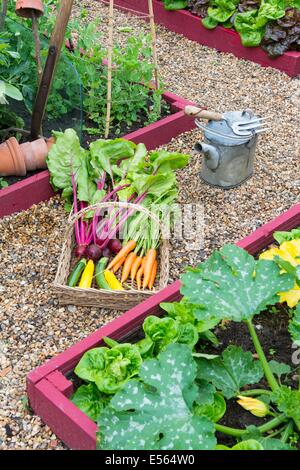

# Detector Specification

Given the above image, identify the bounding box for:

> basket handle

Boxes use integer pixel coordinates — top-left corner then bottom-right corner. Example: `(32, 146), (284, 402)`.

(65, 201), (164, 241)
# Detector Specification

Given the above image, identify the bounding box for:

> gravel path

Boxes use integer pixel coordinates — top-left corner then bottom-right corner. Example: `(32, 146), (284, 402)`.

(1, 0), (299, 450)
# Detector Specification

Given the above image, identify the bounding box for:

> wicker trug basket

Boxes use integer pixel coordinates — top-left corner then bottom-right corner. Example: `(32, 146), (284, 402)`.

(54, 202), (169, 310)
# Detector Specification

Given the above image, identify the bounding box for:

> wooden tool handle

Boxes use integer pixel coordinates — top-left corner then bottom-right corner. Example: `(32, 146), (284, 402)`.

(184, 106), (223, 121)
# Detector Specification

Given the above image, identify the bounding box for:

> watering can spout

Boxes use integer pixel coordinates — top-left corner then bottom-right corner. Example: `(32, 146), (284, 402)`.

(195, 142), (220, 171)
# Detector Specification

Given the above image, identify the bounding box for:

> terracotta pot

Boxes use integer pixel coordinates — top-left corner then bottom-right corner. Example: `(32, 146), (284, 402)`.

(15, 0), (44, 18)
(0, 137), (53, 177)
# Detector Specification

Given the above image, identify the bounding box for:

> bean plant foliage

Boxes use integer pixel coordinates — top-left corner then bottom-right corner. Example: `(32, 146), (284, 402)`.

(71, 234), (300, 448)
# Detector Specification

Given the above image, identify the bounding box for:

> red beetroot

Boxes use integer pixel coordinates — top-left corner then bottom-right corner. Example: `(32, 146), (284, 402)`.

(85, 244), (102, 262)
(108, 239), (122, 254)
(74, 244), (87, 258)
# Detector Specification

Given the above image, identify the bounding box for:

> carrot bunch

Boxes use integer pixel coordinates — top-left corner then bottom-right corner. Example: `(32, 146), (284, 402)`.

(107, 240), (158, 290)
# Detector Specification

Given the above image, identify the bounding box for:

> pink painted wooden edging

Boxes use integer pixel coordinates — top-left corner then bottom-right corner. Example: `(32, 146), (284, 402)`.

(0, 92), (196, 219)
(112, 0), (300, 78)
(27, 201), (300, 449)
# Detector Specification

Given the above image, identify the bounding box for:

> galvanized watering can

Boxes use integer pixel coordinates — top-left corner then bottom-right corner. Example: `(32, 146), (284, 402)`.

(185, 107), (268, 189)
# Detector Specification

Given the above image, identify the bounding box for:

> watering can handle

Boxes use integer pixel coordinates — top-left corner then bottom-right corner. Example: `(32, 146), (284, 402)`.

(184, 106), (223, 121)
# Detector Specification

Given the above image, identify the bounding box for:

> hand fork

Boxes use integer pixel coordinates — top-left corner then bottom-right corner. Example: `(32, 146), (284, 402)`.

(184, 106), (271, 137)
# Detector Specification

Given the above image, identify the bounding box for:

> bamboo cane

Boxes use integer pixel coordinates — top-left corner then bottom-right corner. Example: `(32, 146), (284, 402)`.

(0, 0), (8, 31)
(104, 0), (114, 139)
(147, 0), (161, 113)
(31, 12), (43, 83)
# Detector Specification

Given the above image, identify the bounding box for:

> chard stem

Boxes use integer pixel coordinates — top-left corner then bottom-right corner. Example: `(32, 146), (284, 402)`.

(246, 319), (280, 392)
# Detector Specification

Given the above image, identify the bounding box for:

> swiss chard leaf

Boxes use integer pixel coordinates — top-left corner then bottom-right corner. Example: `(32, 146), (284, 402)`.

(97, 344), (216, 450)
(71, 383), (109, 422)
(90, 138), (136, 180)
(197, 345), (263, 399)
(46, 128), (87, 192)
(181, 244), (294, 323)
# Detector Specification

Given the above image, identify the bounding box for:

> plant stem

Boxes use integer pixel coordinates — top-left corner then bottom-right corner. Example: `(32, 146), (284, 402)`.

(239, 389), (272, 397)
(281, 420), (294, 443)
(215, 414), (287, 438)
(246, 319), (279, 392)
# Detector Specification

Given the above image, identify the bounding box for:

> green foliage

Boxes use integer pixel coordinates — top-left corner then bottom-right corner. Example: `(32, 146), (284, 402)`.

(288, 303), (300, 346)
(71, 383), (110, 422)
(216, 439), (264, 450)
(274, 227), (300, 244)
(74, 342), (142, 395)
(197, 345), (263, 399)
(271, 386), (300, 430)
(268, 360), (291, 379)
(97, 344), (216, 450)
(137, 315), (198, 357)
(242, 425), (296, 449)
(181, 244), (294, 324)
(162, 0), (188, 10)
(0, 177), (8, 188)
(194, 392), (226, 422)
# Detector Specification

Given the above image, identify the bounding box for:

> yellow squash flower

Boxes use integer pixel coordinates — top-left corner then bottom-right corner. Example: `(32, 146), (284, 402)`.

(260, 240), (300, 308)
(237, 396), (269, 418)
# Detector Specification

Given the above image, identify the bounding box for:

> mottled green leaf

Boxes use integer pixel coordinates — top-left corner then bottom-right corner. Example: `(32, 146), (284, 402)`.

(268, 360), (291, 379)
(197, 345), (263, 399)
(97, 344), (216, 450)
(181, 244), (294, 323)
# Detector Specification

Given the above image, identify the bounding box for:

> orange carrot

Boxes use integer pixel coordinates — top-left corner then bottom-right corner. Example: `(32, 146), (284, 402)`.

(112, 256), (126, 274)
(142, 248), (157, 289)
(107, 240), (136, 270)
(136, 258), (145, 290)
(148, 259), (158, 290)
(121, 252), (137, 284)
(130, 256), (142, 281)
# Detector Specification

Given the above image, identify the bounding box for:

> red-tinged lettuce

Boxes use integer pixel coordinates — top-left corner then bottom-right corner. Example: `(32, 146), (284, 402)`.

(187, 0), (210, 17)
(261, 7), (300, 57)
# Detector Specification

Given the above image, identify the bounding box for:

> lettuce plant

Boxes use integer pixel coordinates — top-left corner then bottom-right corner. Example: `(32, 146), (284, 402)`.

(74, 342), (142, 394)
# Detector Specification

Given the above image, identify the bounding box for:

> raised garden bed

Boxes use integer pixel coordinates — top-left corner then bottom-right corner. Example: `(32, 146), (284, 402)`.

(0, 92), (196, 219)
(27, 200), (300, 450)
(112, 0), (300, 78)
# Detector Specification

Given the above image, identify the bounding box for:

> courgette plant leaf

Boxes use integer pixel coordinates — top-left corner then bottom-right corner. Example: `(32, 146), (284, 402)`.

(181, 244), (294, 323)
(97, 344), (216, 450)
(71, 383), (110, 422)
(197, 345), (263, 399)
(268, 360), (291, 379)
(216, 439), (264, 450)
(271, 386), (300, 430)
(194, 393), (226, 423)
(242, 425), (295, 450)
(288, 303), (300, 346)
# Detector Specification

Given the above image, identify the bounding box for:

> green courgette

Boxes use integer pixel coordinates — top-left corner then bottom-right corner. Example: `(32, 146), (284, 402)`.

(67, 258), (87, 287)
(95, 257), (112, 290)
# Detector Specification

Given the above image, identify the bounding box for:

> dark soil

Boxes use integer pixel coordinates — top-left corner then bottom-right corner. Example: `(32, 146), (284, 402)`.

(1, 99), (171, 188)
